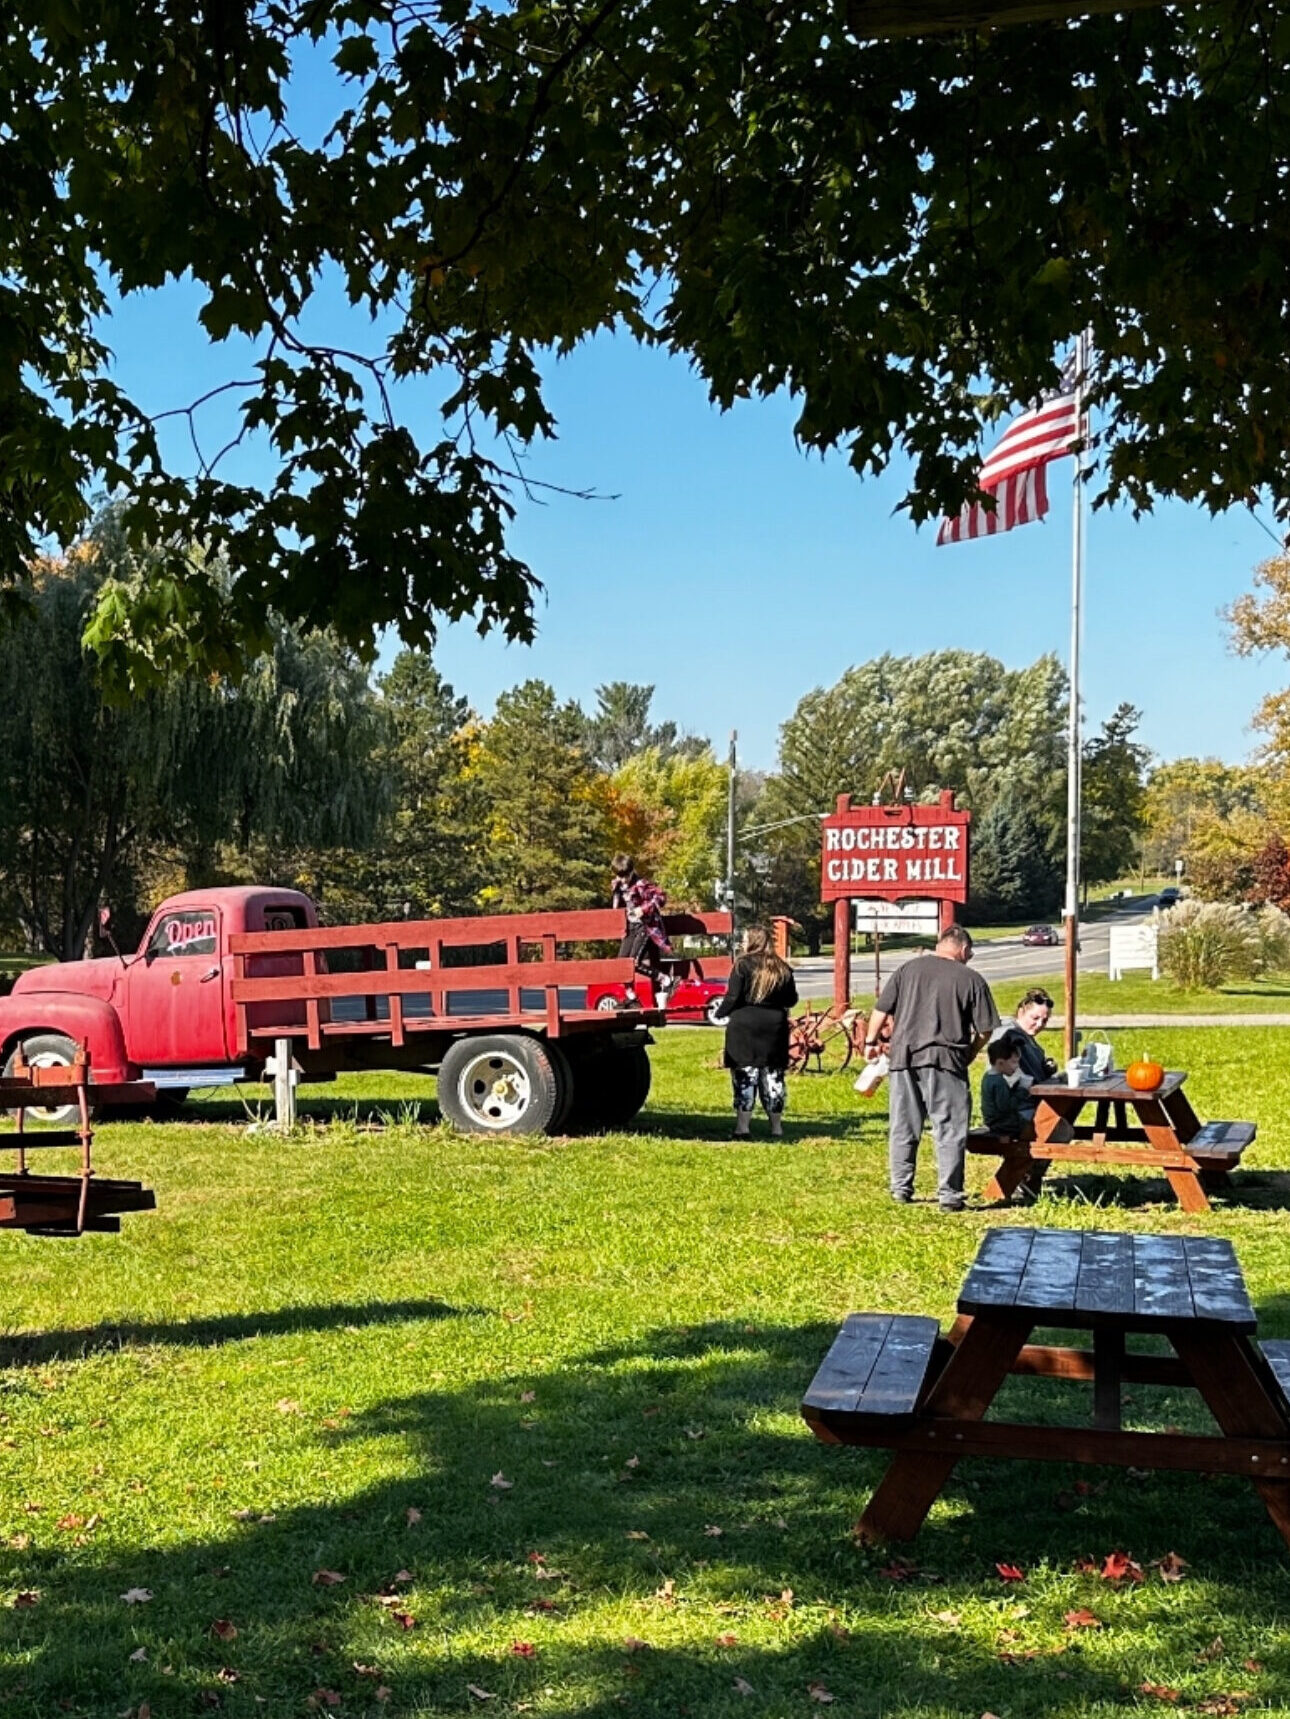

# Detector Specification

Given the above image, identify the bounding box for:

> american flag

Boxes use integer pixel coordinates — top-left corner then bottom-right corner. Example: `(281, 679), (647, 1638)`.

(937, 348), (1083, 546)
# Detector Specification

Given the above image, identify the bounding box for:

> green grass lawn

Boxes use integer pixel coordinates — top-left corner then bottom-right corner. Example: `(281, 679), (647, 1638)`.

(837, 972), (1290, 1020)
(2, 1027), (1290, 1717)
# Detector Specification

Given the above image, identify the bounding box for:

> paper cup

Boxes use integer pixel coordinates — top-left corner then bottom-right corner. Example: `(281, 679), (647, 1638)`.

(1066, 1058), (1085, 1088)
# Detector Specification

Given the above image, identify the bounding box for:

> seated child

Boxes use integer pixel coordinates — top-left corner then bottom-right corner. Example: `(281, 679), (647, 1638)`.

(981, 1033), (1032, 1138)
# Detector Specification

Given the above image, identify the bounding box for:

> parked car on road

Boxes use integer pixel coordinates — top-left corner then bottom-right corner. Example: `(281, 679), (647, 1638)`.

(586, 957), (727, 1025)
(1021, 925), (1059, 947)
(1157, 887), (1182, 908)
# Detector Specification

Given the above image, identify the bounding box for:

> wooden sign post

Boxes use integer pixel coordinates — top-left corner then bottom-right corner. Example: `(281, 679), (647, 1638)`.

(822, 790), (971, 1013)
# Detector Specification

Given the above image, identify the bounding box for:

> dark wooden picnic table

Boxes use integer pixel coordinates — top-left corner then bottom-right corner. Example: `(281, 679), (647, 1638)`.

(975, 1070), (1255, 1212)
(803, 1225), (1290, 1547)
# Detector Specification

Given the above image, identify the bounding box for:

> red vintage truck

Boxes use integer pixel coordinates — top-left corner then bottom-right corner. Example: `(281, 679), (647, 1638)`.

(0, 887), (730, 1135)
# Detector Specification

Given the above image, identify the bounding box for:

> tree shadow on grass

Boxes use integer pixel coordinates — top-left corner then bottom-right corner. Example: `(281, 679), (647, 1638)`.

(0, 1297), (476, 1368)
(3, 1318), (1287, 1717)
(629, 1108), (872, 1145)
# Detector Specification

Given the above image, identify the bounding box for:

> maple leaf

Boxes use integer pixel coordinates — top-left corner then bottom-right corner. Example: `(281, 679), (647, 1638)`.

(312, 1570), (345, 1587)
(491, 1472), (513, 1491)
(12, 1591), (39, 1608)
(511, 1640), (537, 1658)
(1064, 1609), (1101, 1630)
(734, 1677), (756, 1695)
(1155, 1552), (1188, 1583)
(1101, 1550), (1144, 1583)
(210, 1619), (238, 1641)
(995, 1563), (1025, 1582)
(406, 1507), (422, 1526)
(468, 1686), (497, 1701)
(715, 1632), (739, 1648)
(1140, 1684), (1182, 1702)
(622, 1636), (649, 1652)
(121, 1588), (153, 1604)
(808, 1683), (836, 1703)
(520, 1391), (536, 1404)
(390, 1610), (417, 1630)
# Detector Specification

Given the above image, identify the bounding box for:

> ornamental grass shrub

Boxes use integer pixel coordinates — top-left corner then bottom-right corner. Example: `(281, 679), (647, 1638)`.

(1158, 899), (1290, 990)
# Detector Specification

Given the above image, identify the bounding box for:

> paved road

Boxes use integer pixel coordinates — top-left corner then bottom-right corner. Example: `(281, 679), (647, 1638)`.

(793, 910), (1132, 1002)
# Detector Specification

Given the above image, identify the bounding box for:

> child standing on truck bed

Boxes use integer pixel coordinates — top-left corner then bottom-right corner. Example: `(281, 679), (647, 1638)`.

(611, 853), (674, 1006)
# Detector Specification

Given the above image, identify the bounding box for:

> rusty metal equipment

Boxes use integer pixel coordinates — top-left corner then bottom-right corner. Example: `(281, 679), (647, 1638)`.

(787, 1005), (868, 1075)
(0, 1047), (156, 1236)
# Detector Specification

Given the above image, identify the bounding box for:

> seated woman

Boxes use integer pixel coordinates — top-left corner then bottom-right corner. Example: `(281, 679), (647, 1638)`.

(990, 986), (1057, 1116)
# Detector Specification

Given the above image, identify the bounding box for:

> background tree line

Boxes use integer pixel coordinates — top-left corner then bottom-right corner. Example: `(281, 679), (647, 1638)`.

(2, 517), (1165, 960)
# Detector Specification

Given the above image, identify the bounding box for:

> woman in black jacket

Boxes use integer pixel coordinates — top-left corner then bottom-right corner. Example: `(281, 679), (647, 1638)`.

(714, 926), (799, 1138)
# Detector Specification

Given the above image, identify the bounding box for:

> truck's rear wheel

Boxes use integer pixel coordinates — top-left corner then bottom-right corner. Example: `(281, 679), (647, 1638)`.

(437, 1035), (563, 1136)
(3, 1033), (91, 1129)
(566, 1046), (652, 1132)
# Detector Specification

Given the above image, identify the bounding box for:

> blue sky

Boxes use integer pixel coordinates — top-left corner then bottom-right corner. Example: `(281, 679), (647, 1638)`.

(103, 269), (1285, 778)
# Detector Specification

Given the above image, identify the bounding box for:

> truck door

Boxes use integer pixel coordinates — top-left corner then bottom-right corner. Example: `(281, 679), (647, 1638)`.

(126, 907), (229, 1066)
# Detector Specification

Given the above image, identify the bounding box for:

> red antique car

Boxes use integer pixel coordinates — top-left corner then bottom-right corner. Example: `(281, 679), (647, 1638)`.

(586, 957), (728, 1026)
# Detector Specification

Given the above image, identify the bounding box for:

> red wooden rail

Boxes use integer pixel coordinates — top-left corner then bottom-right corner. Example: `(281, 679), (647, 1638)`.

(229, 910), (732, 1055)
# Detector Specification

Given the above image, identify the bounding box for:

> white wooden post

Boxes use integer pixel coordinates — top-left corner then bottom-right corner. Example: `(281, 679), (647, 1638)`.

(268, 1037), (298, 1131)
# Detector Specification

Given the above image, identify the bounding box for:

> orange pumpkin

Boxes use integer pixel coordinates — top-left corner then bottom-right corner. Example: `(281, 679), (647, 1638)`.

(1125, 1056), (1164, 1092)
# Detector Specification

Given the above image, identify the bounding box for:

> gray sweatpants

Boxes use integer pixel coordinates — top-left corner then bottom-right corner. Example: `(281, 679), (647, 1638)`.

(889, 1065), (971, 1210)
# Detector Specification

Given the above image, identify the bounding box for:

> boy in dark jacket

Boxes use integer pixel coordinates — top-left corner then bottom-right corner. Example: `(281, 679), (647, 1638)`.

(981, 1034), (1031, 1138)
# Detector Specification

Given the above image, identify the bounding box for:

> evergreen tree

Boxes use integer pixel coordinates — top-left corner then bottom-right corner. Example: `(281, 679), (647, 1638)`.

(968, 787), (1061, 923)
(584, 683), (707, 772)
(1081, 703), (1150, 892)
(471, 681), (610, 912)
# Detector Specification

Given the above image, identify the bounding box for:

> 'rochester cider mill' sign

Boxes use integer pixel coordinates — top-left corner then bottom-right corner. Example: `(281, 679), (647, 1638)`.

(820, 798), (971, 904)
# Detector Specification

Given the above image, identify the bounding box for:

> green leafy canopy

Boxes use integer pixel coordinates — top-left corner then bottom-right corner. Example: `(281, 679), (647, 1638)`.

(4, 0), (1286, 688)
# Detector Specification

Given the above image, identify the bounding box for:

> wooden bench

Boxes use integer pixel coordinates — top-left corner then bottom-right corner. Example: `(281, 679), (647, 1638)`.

(801, 1314), (941, 1438)
(1186, 1121), (1257, 1186)
(967, 1127), (1040, 1203)
(1260, 1340), (1290, 1411)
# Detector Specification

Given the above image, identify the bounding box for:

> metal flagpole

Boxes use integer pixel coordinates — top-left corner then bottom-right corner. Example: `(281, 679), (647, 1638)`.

(726, 730), (738, 955)
(1062, 332), (1087, 1065)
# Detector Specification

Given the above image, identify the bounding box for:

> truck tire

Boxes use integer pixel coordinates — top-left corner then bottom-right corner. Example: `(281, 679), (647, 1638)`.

(3, 1033), (93, 1129)
(565, 1045), (652, 1133)
(436, 1034), (563, 1136)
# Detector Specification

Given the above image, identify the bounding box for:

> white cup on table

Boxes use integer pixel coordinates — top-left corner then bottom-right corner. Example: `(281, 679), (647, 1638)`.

(1066, 1057), (1085, 1088)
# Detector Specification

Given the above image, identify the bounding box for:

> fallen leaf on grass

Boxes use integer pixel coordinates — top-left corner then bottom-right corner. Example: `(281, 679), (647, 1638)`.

(276, 1399), (300, 1416)
(511, 1641), (536, 1658)
(121, 1588), (153, 1605)
(406, 1507), (422, 1526)
(995, 1563), (1025, 1583)
(232, 1509), (256, 1522)
(216, 1668), (239, 1684)
(828, 1621), (850, 1642)
(392, 1570), (413, 1585)
(210, 1620), (237, 1641)
(389, 1610), (417, 1630)
(129, 1648), (148, 1663)
(703, 1524), (723, 1538)
(56, 1513), (84, 1531)
(137, 1706), (151, 1719)
(12, 1591), (39, 1608)
(808, 1683), (836, 1704)
(467, 1687), (497, 1702)
(22, 1502), (41, 1514)
(353, 1664), (382, 1678)
(624, 1455), (640, 1469)
(625, 1531), (650, 1541)
(655, 1579), (676, 1605)
(1196, 1699), (1250, 1717)
(526, 1599), (558, 1615)
(1065, 1609), (1101, 1630)
(1154, 1552), (1188, 1583)
(1197, 1638), (1225, 1663)
(520, 1390), (536, 1404)
(1243, 1659), (1264, 1674)
(734, 1676), (756, 1695)
(375, 1688), (392, 1703)
(1140, 1684), (1182, 1702)
(8, 1534), (30, 1551)
(307, 1691), (341, 1709)
(879, 1558), (918, 1582)
(715, 1632), (739, 1648)
(491, 1472), (514, 1491)
(1101, 1550), (1145, 1583)
(622, 1637), (649, 1652)
(685, 1427), (706, 1441)
(312, 1571), (345, 1587)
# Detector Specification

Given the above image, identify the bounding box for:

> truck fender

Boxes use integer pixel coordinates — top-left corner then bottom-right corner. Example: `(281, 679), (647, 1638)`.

(0, 995), (133, 1083)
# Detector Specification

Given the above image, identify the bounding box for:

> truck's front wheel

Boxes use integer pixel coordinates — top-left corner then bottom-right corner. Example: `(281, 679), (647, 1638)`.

(3, 1033), (91, 1129)
(437, 1035), (563, 1136)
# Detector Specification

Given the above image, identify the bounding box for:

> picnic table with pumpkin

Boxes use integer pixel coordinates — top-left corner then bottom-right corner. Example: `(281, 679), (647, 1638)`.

(969, 1055), (1256, 1212)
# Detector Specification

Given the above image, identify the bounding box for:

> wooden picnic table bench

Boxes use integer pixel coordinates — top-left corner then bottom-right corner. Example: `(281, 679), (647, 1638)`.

(972, 1070), (1255, 1212)
(803, 1225), (1290, 1548)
